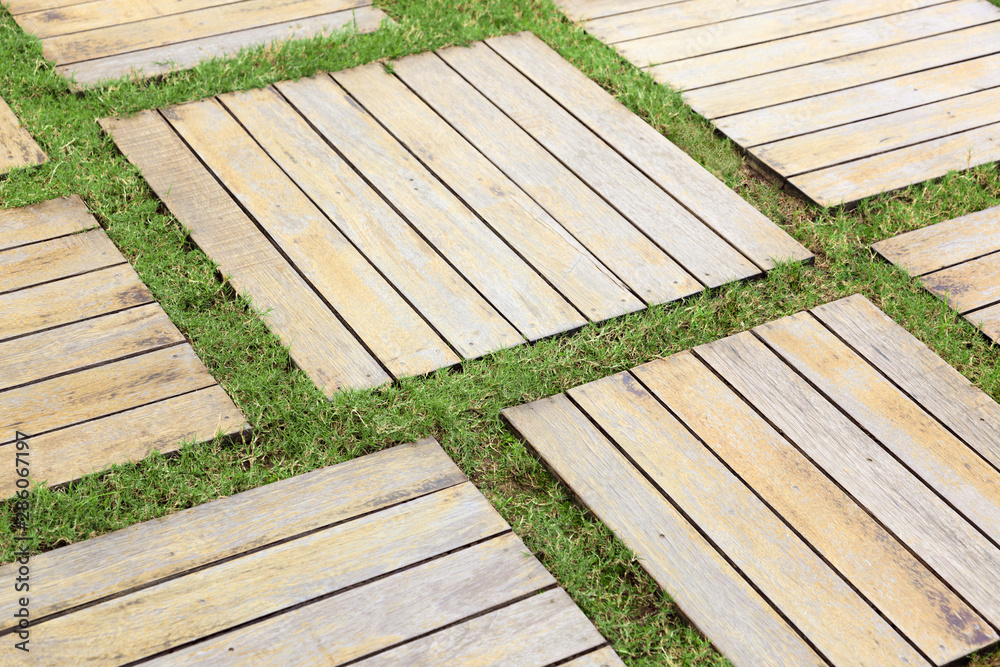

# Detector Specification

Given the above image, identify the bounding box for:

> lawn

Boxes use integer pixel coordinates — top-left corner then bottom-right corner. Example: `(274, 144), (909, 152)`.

(2, 1), (999, 664)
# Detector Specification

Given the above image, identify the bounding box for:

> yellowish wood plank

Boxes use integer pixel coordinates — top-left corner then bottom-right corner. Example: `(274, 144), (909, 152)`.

(561, 646), (626, 667)
(0, 228), (123, 294)
(873, 205), (1000, 275)
(555, 0), (677, 21)
(970, 302), (1000, 343)
(19, 0), (238, 39)
(3, 0), (149, 15)
(0, 95), (46, 175)
(0, 195), (95, 251)
(920, 253), (1000, 314)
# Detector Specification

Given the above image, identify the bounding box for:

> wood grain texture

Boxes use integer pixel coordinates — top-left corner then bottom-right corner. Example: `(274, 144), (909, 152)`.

(0, 439), (464, 631)
(502, 395), (826, 667)
(146, 533), (555, 666)
(970, 302), (1000, 342)
(562, 646), (627, 667)
(0, 228), (123, 294)
(0, 94), (46, 175)
(4, 0), (121, 15)
(569, 371), (926, 667)
(920, 252), (1000, 313)
(100, 111), (389, 394)
(634, 351), (996, 664)
(18, 0), (241, 39)
(556, 0), (676, 21)
(873, 205), (1000, 275)
(487, 32), (812, 271)
(0, 195), (95, 251)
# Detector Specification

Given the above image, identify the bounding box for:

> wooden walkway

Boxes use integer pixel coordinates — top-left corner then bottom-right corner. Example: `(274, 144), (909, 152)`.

(875, 205), (1000, 343)
(6, 0), (386, 89)
(559, 0), (1000, 207)
(0, 438), (623, 666)
(0, 196), (247, 498)
(504, 294), (1000, 667)
(102, 32), (810, 396)
(0, 95), (46, 176)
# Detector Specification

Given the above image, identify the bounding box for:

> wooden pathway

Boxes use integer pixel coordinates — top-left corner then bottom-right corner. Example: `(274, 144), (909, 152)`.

(0, 438), (623, 666)
(6, 0), (386, 89)
(504, 294), (1000, 667)
(558, 0), (1000, 207)
(0, 95), (46, 176)
(875, 205), (1000, 343)
(102, 32), (810, 396)
(0, 196), (247, 498)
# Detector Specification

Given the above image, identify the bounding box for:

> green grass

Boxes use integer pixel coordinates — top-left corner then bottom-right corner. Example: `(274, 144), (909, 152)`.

(2, 1), (1000, 665)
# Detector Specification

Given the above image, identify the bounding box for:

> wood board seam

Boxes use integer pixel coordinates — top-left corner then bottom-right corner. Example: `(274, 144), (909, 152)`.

(0, 259), (129, 296)
(0, 295), (156, 345)
(0, 227), (100, 254)
(874, 240), (1000, 279)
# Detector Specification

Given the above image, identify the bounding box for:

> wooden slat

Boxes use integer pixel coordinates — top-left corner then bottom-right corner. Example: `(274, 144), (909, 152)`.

(334, 63), (642, 323)
(556, 0), (678, 21)
(970, 303), (1000, 342)
(0, 264), (153, 341)
(0, 95), (46, 175)
(277, 74), (585, 341)
(487, 32), (812, 271)
(502, 395), (827, 667)
(873, 206), (1000, 275)
(100, 111), (389, 394)
(0, 228), (122, 294)
(696, 331), (1000, 627)
(562, 646), (627, 667)
(351, 589), (608, 667)
(394, 51), (699, 305)
(0, 385), (245, 499)
(634, 351), (996, 665)
(441, 41), (759, 289)
(3, 0), (134, 15)
(756, 312), (1000, 548)
(145, 533), (555, 665)
(918, 253), (1000, 314)
(27, 482), (507, 665)
(219, 85), (522, 360)
(0, 195), (95, 251)
(0, 303), (184, 391)
(569, 371), (926, 666)
(0, 439), (464, 630)
(19, 0), (242, 39)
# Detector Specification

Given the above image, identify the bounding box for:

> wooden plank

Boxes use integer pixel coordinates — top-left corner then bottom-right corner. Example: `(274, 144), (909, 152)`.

(441, 41), (759, 289)
(812, 294), (1000, 471)
(350, 589), (606, 667)
(277, 74), (585, 341)
(19, 0), (244, 39)
(716, 53), (1000, 147)
(649, 0), (1000, 91)
(789, 121), (1000, 208)
(0, 95), (46, 175)
(969, 303), (1000, 342)
(100, 111), (389, 394)
(486, 32), (812, 271)
(0, 195), (95, 251)
(569, 371), (926, 666)
(332, 63), (641, 323)
(145, 533), (555, 665)
(921, 253), (1000, 313)
(3, 0), (134, 15)
(0, 228), (122, 294)
(634, 351), (996, 665)
(59, 8), (386, 88)
(756, 312), (1000, 549)
(502, 395), (827, 667)
(27, 482), (508, 664)
(0, 385), (245, 499)
(873, 206), (1000, 275)
(219, 86), (522, 360)
(0, 439), (464, 630)
(556, 0), (681, 21)
(42, 0), (369, 64)
(562, 647), (627, 667)
(0, 264), (153, 341)
(394, 52), (697, 305)
(0, 303), (183, 391)
(696, 331), (1000, 627)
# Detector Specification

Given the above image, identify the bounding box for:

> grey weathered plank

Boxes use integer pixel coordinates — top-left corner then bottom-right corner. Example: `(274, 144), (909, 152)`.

(0, 195), (95, 251)
(920, 252), (1000, 314)
(562, 646), (627, 667)
(556, 0), (680, 21)
(0, 94), (46, 175)
(502, 395), (826, 667)
(873, 205), (1000, 276)
(0, 228), (123, 294)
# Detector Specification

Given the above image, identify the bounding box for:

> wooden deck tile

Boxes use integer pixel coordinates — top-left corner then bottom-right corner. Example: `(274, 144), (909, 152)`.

(102, 37), (809, 395)
(0, 197), (247, 497)
(557, 0), (1000, 207)
(0, 439), (622, 666)
(503, 294), (1000, 666)
(0, 94), (46, 176)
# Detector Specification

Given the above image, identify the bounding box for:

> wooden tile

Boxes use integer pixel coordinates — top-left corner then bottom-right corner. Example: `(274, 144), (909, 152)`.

(0, 95), (46, 176)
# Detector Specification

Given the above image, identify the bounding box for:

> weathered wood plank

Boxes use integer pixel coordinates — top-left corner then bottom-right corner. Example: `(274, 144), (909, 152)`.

(0, 439), (464, 631)
(634, 351), (996, 665)
(570, 371), (926, 666)
(145, 533), (555, 666)
(487, 32), (812, 271)
(27, 482), (507, 665)
(442, 41), (759, 288)
(557, 0), (682, 21)
(0, 386), (246, 499)
(697, 331), (1000, 627)
(0, 264), (153, 341)
(0, 228), (122, 294)
(394, 51), (700, 305)
(100, 111), (389, 394)
(502, 395), (826, 667)
(562, 646), (627, 667)
(3, 0), (145, 16)
(19, 0), (241, 39)
(0, 195), (95, 251)
(873, 206), (1000, 276)
(970, 303), (1000, 342)
(0, 95), (46, 175)
(919, 251), (1000, 314)
(277, 74), (585, 341)
(219, 85), (522, 360)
